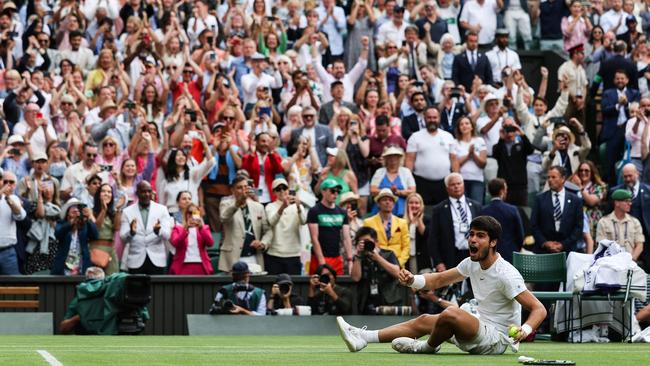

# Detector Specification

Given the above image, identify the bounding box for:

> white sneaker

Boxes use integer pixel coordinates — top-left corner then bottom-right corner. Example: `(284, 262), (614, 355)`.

(336, 316), (368, 352)
(391, 337), (440, 354)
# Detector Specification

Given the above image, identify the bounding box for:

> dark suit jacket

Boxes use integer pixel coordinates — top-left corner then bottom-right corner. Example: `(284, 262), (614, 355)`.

(318, 100), (359, 126)
(428, 197), (482, 268)
(598, 55), (639, 91)
(401, 113), (422, 142)
(451, 51), (493, 91)
(479, 199), (524, 263)
(611, 182), (650, 267)
(600, 87), (641, 141)
(289, 124), (335, 167)
(531, 190), (583, 254)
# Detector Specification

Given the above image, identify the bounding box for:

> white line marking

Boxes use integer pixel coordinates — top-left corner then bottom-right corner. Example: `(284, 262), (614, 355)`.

(36, 350), (63, 366)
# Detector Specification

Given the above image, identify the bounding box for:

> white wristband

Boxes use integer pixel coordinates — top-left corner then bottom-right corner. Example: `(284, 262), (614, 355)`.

(521, 324), (533, 337)
(411, 275), (426, 290)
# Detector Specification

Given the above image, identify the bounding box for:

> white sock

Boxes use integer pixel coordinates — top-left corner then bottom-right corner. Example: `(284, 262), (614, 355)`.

(360, 330), (379, 343)
(417, 341), (436, 353)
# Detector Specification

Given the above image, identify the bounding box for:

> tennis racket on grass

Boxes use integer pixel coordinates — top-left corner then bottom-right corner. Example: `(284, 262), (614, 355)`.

(518, 356), (576, 365)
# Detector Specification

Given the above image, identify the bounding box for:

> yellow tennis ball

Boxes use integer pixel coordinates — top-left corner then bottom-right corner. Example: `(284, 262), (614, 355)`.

(508, 325), (520, 338)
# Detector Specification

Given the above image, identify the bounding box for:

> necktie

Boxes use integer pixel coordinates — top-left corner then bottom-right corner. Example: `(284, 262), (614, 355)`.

(629, 186), (636, 200)
(457, 200), (469, 238)
(470, 51), (476, 70)
(553, 193), (562, 223)
(384, 217), (392, 241)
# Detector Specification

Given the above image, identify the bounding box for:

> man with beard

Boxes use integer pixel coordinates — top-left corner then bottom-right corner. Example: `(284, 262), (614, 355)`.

(405, 107), (454, 205)
(401, 92), (428, 142)
(336, 215), (547, 355)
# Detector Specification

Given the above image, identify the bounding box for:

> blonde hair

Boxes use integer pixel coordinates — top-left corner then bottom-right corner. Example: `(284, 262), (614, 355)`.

(404, 192), (424, 225)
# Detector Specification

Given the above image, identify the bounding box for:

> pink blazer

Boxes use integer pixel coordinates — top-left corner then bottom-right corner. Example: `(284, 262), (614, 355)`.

(170, 224), (214, 275)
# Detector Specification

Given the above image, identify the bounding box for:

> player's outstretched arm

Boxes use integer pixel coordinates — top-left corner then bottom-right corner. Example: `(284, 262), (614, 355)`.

(512, 290), (547, 342)
(398, 268), (464, 291)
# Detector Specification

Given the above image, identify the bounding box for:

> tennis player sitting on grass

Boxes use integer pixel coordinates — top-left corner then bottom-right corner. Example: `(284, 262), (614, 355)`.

(337, 215), (547, 355)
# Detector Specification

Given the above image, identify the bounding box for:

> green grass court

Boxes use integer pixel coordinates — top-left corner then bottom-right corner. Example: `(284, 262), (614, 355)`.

(0, 336), (647, 366)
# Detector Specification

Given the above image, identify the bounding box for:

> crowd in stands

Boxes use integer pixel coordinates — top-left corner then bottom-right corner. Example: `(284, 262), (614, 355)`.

(1, 0), (650, 318)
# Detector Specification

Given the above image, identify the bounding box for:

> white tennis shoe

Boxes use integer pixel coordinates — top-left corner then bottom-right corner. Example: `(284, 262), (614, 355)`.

(391, 337), (440, 354)
(336, 316), (368, 352)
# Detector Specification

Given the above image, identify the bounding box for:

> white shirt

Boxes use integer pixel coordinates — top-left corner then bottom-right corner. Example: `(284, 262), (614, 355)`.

(12, 121), (57, 157)
(312, 57), (367, 103)
(486, 46), (522, 83)
(406, 129), (455, 181)
(552, 188), (566, 231)
(0, 195), (26, 248)
(376, 20), (408, 47)
(158, 158), (216, 213)
(451, 137), (488, 182)
(459, 0), (499, 44)
(185, 228), (202, 263)
(600, 10), (631, 35)
(316, 5), (347, 55)
(456, 255), (526, 334)
(240, 72), (276, 106)
(476, 115), (504, 156)
(449, 196), (472, 250)
(438, 4), (462, 44)
(617, 88), (628, 126)
(265, 200), (307, 257)
(187, 15), (219, 47)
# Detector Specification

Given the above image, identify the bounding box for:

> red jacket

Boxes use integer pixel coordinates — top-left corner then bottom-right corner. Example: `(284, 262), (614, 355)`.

(241, 151), (284, 201)
(169, 224), (214, 275)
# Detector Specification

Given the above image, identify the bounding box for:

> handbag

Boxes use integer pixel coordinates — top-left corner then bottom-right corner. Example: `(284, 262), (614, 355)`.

(90, 248), (112, 268)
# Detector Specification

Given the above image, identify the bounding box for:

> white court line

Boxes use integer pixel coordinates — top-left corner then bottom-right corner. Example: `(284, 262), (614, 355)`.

(36, 350), (64, 366)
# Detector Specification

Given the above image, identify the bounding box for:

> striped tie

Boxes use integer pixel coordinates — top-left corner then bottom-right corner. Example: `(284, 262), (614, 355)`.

(457, 200), (469, 238)
(553, 193), (562, 223)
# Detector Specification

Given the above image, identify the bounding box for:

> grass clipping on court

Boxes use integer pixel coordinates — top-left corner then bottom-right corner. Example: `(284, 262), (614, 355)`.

(0, 335), (645, 365)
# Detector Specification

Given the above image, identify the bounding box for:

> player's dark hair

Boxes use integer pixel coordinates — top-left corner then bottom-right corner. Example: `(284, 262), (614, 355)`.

(470, 216), (502, 244)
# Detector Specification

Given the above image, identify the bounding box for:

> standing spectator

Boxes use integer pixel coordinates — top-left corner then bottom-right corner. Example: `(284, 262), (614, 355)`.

(598, 40), (639, 91)
(405, 107), (455, 206)
(369, 116), (407, 175)
(401, 92), (429, 142)
(12, 103), (57, 157)
(480, 178), (524, 263)
(601, 70), (640, 184)
(558, 45), (588, 123)
(404, 193), (431, 273)
(415, 1), (448, 43)
(52, 198), (97, 276)
(437, 0), (462, 44)
(600, 0), (631, 36)
(429, 173), (482, 272)
(241, 53), (278, 112)
(502, 0), (533, 50)
(438, 81), (471, 134)
(289, 106), (335, 167)
(493, 117), (534, 206)
(169, 203), (214, 275)
(90, 184), (123, 276)
(451, 32), (493, 91)
(486, 29), (522, 85)
(241, 132), (284, 204)
(218, 176), (272, 272)
(316, 0), (347, 66)
(307, 263), (353, 315)
(120, 182), (173, 275)
(531, 166), (584, 254)
(363, 189), (410, 268)
(264, 178), (306, 275)
(450, 116), (488, 204)
(0, 172), (26, 275)
(476, 94), (505, 181)
(340, 191), (364, 241)
(314, 148), (358, 204)
(344, 0), (377, 72)
(539, 0), (569, 52)
(319, 81), (359, 127)
(626, 98), (650, 172)
(596, 189), (644, 262)
(542, 121), (591, 178)
(612, 164), (650, 271)
(376, 5), (409, 50)
(459, 0), (503, 49)
(569, 161), (608, 239)
(370, 146), (416, 217)
(561, 1), (593, 53)
(307, 178), (353, 275)
(60, 142), (99, 201)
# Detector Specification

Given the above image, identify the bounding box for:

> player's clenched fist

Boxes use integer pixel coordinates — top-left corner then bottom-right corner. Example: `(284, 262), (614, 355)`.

(398, 269), (414, 286)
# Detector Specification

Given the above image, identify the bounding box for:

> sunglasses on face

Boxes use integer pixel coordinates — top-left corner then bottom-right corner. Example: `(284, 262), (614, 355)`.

(222, 116), (235, 121)
(578, 169), (591, 173)
(61, 102), (73, 106)
(86, 153), (97, 158)
(3, 180), (15, 184)
(103, 142), (115, 147)
(327, 188), (341, 194)
(183, 70), (193, 74)
(273, 185), (288, 192)
(302, 114), (315, 119)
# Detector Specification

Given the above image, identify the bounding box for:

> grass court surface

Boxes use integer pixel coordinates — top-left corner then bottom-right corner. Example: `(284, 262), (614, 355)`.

(0, 335), (646, 365)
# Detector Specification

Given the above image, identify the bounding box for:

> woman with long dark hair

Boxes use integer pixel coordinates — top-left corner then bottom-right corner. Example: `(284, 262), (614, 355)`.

(90, 184), (124, 275)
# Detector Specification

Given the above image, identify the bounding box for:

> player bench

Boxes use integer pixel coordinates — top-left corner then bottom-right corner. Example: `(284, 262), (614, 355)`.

(0, 286), (53, 335)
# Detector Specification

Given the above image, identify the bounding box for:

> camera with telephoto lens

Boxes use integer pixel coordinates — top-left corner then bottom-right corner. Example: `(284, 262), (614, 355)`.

(362, 239), (375, 253)
(450, 87), (462, 99)
(209, 283), (256, 314)
(279, 283), (291, 295)
(645, 110), (650, 117)
(319, 274), (330, 285)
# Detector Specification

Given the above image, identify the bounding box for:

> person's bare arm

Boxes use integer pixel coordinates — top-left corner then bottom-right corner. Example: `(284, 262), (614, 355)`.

(404, 152), (416, 171)
(513, 290), (548, 342)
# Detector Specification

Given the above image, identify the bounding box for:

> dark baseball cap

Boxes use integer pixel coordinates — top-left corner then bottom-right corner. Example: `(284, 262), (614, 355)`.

(276, 273), (293, 285)
(231, 261), (250, 274)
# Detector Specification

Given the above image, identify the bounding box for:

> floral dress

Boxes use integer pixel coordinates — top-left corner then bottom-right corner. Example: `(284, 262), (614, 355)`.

(583, 182), (607, 238)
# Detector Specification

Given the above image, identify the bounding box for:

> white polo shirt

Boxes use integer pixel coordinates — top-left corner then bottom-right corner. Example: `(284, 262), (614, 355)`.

(406, 129), (455, 181)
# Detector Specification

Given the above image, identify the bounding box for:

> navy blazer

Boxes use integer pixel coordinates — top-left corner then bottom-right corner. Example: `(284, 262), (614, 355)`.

(479, 199), (524, 264)
(428, 197), (482, 268)
(611, 182), (650, 265)
(401, 114), (422, 142)
(451, 51), (493, 91)
(289, 124), (335, 167)
(51, 220), (98, 275)
(601, 87), (641, 141)
(531, 190), (583, 254)
(598, 55), (639, 91)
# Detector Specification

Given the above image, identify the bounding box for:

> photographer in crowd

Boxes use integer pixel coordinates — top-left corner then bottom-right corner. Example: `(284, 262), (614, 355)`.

(307, 263), (353, 315)
(267, 273), (305, 314)
(211, 261), (266, 316)
(52, 198), (98, 276)
(351, 226), (407, 315)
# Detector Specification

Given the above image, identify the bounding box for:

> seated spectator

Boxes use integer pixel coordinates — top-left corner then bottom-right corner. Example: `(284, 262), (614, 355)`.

(596, 189), (644, 262)
(169, 203), (214, 275)
(289, 106), (335, 167)
(211, 261), (266, 316)
(351, 226), (406, 314)
(52, 198), (98, 276)
(307, 263), (353, 315)
(264, 178), (306, 275)
(267, 273), (305, 313)
(370, 146), (415, 217)
(363, 188), (410, 268)
(218, 176), (272, 272)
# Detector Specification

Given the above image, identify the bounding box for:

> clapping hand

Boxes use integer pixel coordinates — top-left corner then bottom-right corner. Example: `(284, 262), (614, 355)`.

(153, 219), (161, 235)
